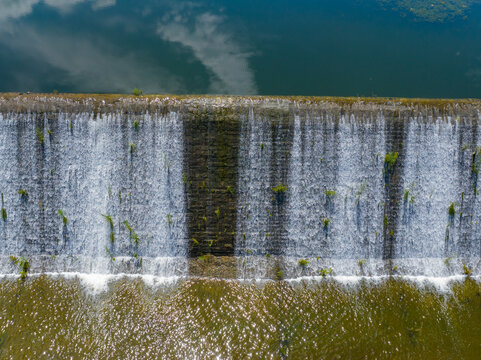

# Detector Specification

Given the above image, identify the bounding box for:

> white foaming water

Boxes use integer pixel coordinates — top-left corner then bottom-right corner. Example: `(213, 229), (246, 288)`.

(286, 113), (386, 259)
(285, 275), (479, 293)
(397, 116), (481, 258)
(235, 109), (274, 277)
(0, 111), (187, 277)
(0, 271), (183, 294)
(235, 111), (481, 279)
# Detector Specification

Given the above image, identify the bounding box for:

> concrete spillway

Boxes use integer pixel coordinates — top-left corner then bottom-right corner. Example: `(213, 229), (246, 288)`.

(0, 94), (480, 279)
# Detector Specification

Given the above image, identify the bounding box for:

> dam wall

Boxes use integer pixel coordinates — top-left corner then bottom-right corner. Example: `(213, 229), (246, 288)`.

(0, 94), (480, 278)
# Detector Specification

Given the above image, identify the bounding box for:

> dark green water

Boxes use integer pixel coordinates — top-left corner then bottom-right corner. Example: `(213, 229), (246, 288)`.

(1, 0), (481, 98)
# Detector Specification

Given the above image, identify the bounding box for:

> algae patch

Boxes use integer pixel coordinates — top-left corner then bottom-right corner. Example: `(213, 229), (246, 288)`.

(378, 0), (481, 22)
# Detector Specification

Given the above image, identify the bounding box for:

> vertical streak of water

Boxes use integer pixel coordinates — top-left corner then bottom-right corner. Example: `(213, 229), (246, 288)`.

(0, 111), (187, 276)
(235, 109), (273, 276)
(285, 113), (386, 261)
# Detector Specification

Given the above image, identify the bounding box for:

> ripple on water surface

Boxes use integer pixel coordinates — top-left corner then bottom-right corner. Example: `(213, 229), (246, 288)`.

(0, 275), (480, 359)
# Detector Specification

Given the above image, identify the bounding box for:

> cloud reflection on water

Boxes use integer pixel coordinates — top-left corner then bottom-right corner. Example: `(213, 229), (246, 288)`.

(157, 9), (257, 95)
(0, 0), (116, 21)
(0, 0), (257, 94)
(0, 27), (184, 93)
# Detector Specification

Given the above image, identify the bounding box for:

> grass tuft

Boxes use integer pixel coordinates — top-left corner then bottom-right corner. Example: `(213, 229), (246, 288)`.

(57, 209), (68, 225)
(272, 184), (287, 193)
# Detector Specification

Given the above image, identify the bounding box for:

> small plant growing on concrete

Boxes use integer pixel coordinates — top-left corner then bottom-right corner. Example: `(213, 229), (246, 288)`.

(1, 193), (6, 221)
(11, 256), (30, 281)
(57, 209), (68, 225)
(18, 189), (28, 198)
(448, 203), (456, 217)
(323, 218), (330, 229)
(298, 258), (309, 268)
(319, 267), (333, 277)
(275, 266), (283, 280)
(129, 143), (136, 153)
(463, 263), (472, 276)
(105, 246), (115, 262)
(273, 184), (287, 204)
(272, 184), (287, 193)
(132, 88), (143, 96)
(18, 257), (29, 280)
(384, 152), (398, 171)
(36, 127), (44, 146)
(383, 152), (398, 183)
(123, 220), (139, 245)
(133, 119), (139, 130)
(325, 190), (336, 198)
(102, 214), (115, 243)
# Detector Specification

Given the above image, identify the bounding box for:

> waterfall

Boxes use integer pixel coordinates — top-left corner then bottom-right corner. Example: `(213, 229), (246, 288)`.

(0, 111), (187, 277)
(235, 108), (481, 278)
(0, 97), (479, 280)
(235, 109), (274, 277)
(286, 113), (386, 259)
(394, 116), (481, 274)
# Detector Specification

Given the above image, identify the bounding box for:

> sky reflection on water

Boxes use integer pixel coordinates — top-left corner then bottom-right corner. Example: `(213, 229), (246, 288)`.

(0, 0), (481, 97)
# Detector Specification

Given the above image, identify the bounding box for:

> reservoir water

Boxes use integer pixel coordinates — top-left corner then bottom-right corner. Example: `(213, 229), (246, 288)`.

(1, 0), (481, 98)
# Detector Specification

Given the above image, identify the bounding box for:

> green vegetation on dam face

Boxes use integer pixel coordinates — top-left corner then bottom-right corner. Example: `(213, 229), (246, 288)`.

(0, 276), (480, 359)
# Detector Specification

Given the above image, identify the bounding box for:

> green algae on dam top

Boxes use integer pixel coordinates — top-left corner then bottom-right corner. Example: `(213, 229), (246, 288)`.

(0, 276), (480, 359)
